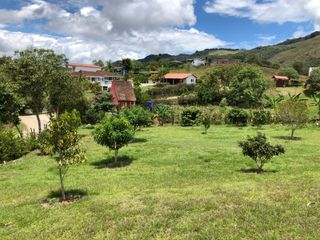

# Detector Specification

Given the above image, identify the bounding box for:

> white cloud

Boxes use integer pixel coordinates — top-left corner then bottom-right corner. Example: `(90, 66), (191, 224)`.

(292, 27), (311, 38)
(204, 0), (320, 28)
(0, 28), (226, 62)
(0, 0), (227, 61)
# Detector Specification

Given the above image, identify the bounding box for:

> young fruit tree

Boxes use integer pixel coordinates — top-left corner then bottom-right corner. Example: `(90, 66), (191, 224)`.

(200, 109), (211, 134)
(93, 115), (134, 163)
(239, 133), (285, 173)
(47, 110), (86, 201)
(276, 100), (309, 139)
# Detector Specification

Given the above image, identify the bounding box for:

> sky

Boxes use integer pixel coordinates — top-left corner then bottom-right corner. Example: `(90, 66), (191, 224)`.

(0, 0), (319, 62)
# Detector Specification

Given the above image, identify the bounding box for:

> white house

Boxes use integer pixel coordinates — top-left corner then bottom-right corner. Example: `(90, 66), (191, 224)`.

(162, 73), (197, 85)
(192, 58), (206, 66)
(70, 63), (121, 91)
(69, 63), (102, 72)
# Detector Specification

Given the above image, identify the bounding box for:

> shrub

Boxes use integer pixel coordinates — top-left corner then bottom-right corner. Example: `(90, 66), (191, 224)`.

(120, 106), (153, 131)
(0, 127), (28, 163)
(211, 109), (225, 125)
(181, 107), (200, 126)
(226, 108), (249, 126)
(83, 108), (105, 125)
(154, 104), (173, 126)
(252, 110), (272, 127)
(178, 94), (198, 105)
(239, 133), (285, 173)
(37, 129), (53, 155)
(147, 84), (195, 98)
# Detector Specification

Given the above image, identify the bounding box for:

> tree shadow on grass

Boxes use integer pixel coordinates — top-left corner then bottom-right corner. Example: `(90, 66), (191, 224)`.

(91, 155), (134, 169)
(273, 136), (303, 141)
(239, 168), (278, 174)
(130, 138), (148, 144)
(45, 189), (88, 202)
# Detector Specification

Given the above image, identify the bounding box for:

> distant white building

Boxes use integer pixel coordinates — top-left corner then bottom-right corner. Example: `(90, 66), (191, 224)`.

(70, 63), (121, 91)
(162, 73), (197, 85)
(192, 58), (206, 66)
(69, 63), (102, 72)
(309, 67), (320, 76)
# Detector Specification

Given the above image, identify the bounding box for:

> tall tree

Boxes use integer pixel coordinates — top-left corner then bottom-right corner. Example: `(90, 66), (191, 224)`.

(228, 66), (267, 108)
(6, 49), (68, 132)
(0, 83), (23, 137)
(122, 58), (132, 73)
(48, 69), (87, 116)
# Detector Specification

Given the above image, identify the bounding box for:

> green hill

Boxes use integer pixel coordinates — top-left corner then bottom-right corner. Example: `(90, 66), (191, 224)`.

(138, 32), (320, 72)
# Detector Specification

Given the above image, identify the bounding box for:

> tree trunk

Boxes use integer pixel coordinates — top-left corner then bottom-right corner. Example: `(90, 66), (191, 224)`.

(114, 149), (118, 163)
(291, 128), (295, 139)
(15, 124), (23, 138)
(35, 112), (42, 133)
(59, 167), (66, 201)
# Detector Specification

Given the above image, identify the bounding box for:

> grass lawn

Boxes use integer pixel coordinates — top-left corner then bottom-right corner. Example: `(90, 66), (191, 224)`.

(1, 125), (320, 239)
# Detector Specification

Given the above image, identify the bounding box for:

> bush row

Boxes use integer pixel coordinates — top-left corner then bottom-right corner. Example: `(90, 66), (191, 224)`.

(152, 105), (277, 127)
(146, 84), (196, 98)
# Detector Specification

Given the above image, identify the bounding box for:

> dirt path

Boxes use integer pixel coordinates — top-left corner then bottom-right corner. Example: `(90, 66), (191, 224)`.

(20, 114), (50, 134)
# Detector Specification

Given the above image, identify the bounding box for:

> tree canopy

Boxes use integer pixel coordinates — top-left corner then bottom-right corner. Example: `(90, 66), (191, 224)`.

(228, 66), (267, 108)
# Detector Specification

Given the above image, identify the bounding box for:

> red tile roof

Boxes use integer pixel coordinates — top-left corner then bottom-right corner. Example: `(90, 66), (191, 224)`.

(163, 73), (193, 79)
(71, 71), (119, 77)
(273, 75), (289, 80)
(112, 81), (136, 102)
(69, 63), (101, 68)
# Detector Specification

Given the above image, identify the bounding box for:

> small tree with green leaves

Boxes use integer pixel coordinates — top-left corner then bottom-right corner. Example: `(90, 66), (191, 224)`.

(47, 110), (86, 201)
(277, 100), (309, 139)
(93, 116), (134, 163)
(239, 133), (285, 173)
(200, 109), (211, 134)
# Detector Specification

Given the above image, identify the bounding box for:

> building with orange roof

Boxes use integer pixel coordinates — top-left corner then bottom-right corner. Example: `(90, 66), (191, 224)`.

(162, 73), (197, 85)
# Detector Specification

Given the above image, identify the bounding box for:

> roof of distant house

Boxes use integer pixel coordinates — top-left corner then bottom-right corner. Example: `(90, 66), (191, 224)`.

(163, 73), (194, 79)
(273, 75), (289, 80)
(71, 71), (119, 77)
(112, 81), (136, 102)
(69, 63), (101, 68)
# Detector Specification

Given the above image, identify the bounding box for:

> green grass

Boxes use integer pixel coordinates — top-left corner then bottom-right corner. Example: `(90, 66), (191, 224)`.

(1, 125), (320, 239)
